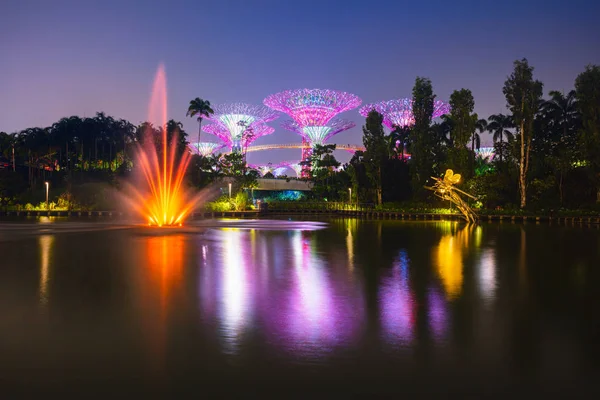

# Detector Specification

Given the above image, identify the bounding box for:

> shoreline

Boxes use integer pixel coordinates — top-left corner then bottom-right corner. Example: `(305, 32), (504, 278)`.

(0, 209), (599, 225)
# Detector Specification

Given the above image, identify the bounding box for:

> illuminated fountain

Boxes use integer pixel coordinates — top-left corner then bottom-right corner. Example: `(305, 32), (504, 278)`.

(122, 64), (207, 227)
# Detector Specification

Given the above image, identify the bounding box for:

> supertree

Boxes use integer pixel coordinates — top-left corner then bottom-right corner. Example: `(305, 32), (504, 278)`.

(280, 119), (356, 146)
(204, 103), (278, 153)
(476, 147), (495, 161)
(188, 142), (225, 157)
(203, 123), (275, 152)
(264, 89), (361, 175)
(359, 98), (450, 130)
(289, 163), (303, 177)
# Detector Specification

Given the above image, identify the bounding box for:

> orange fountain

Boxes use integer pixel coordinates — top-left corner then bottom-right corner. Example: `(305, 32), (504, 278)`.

(123, 64), (202, 226)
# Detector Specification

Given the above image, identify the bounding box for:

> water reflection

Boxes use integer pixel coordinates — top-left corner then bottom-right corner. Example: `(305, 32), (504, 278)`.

(142, 234), (185, 371)
(434, 224), (473, 300)
(219, 228), (252, 355)
(379, 250), (415, 346)
(478, 248), (497, 305)
(39, 234), (54, 305)
(427, 286), (449, 342)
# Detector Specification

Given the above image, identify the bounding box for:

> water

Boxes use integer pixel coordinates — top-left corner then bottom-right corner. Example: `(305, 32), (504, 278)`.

(0, 218), (599, 396)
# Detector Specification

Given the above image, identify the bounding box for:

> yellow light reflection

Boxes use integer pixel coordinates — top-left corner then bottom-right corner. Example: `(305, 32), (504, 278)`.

(434, 224), (473, 300)
(39, 234), (54, 305)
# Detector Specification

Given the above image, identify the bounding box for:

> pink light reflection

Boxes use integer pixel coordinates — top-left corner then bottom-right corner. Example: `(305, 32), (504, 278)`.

(379, 251), (415, 347)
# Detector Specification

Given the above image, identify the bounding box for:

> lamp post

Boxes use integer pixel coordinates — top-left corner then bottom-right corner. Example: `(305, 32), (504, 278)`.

(348, 187), (352, 210)
(228, 182), (232, 199)
(45, 181), (49, 210)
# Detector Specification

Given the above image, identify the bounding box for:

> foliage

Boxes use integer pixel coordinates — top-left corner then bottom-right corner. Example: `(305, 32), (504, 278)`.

(574, 65), (600, 201)
(503, 58), (544, 208)
(361, 111), (387, 205)
(410, 77), (438, 195)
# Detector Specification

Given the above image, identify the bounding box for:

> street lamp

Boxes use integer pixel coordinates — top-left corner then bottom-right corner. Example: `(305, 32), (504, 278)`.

(348, 187), (352, 202)
(228, 182), (232, 199)
(45, 181), (49, 210)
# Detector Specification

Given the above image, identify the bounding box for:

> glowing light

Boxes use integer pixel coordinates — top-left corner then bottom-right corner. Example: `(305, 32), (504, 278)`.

(220, 228), (252, 355)
(289, 163), (303, 177)
(121, 64), (204, 226)
(478, 248), (497, 305)
(39, 234), (54, 305)
(189, 142), (225, 156)
(359, 98), (450, 130)
(476, 147), (495, 161)
(204, 103), (278, 151)
(245, 143), (365, 153)
(264, 89), (361, 127)
(273, 166), (288, 176)
(203, 123), (275, 150)
(434, 225), (473, 299)
(281, 119), (356, 146)
(379, 251), (415, 346)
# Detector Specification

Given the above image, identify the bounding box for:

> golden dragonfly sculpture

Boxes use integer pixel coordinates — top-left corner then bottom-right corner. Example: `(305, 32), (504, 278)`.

(425, 169), (478, 223)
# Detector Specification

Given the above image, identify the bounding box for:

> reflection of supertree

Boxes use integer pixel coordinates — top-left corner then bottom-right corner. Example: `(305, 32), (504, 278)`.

(379, 250), (415, 346)
(203, 123), (275, 151)
(264, 89), (361, 175)
(359, 98), (450, 129)
(188, 142), (225, 156)
(476, 147), (495, 161)
(281, 119), (356, 146)
(204, 103), (278, 153)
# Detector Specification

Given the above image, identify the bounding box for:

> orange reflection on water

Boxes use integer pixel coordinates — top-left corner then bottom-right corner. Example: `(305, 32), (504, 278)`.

(434, 224), (473, 300)
(39, 234), (54, 305)
(141, 234), (185, 372)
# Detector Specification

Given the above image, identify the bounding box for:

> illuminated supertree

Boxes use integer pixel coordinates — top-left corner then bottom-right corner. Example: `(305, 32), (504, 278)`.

(204, 103), (278, 153)
(264, 89), (361, 175)
(476, 147), (495, 161)
(188, 142), (225, 157)
(280, 119), (356, 146)
(289, 163), (303, 177)
(273, 166), (289, 177)
(359, 98), (450, 130)
(203, 123), (275, 152)
(253, 164), (274, 177)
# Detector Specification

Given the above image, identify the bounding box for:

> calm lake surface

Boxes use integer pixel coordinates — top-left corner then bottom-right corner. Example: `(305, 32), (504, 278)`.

(1, 217), (599, 397)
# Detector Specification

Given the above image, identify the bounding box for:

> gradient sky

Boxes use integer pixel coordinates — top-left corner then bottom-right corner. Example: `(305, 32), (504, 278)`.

(1, 0), (599, 165)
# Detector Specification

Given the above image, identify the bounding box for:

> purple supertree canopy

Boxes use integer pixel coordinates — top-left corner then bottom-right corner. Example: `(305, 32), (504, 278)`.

(205, 103), (279, 141)
(188, 142), (225, 156)
(203, 123), (275, 148)
(359, 98), (450, 130)
(281, 118), (356, 145)
(264, 89), (362, 127)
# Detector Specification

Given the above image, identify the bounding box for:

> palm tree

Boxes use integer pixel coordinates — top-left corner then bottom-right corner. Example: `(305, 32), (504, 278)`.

(487, 114), (514, 163)
(186, 98), (214, 154)
(541, 90), (578, 138)
(389, 125), (411, 160)
(472, 119), (486, 153)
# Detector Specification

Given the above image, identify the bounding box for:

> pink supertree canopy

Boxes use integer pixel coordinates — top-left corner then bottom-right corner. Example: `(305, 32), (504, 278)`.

(280, 119), (356, 146)
(204, 103), (278, 149)
(188, 141), (225, 156)
(359, 98), (450, 130)
(203, 123), (275, 149)
(264, 89), (362, 127)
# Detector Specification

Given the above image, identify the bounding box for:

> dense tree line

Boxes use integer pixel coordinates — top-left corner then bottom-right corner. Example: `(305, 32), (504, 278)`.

(2, 60), (599, 212)
(311, 60), (600, 211)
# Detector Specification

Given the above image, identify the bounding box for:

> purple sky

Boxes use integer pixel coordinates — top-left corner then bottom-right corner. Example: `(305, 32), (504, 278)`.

(1, 0), (599, 165)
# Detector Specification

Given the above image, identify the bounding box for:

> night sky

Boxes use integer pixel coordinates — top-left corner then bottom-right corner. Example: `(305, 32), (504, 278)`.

(1, 0), (599, 165)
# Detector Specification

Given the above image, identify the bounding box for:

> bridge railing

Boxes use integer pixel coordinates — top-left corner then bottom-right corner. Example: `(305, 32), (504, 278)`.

(265, 201), (375, 212)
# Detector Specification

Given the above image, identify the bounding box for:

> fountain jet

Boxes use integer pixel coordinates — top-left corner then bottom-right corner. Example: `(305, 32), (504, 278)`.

(123, 64), (205, 226)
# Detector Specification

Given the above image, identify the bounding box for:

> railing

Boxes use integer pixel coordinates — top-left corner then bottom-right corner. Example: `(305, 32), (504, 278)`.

(265, 202), (375, 212)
